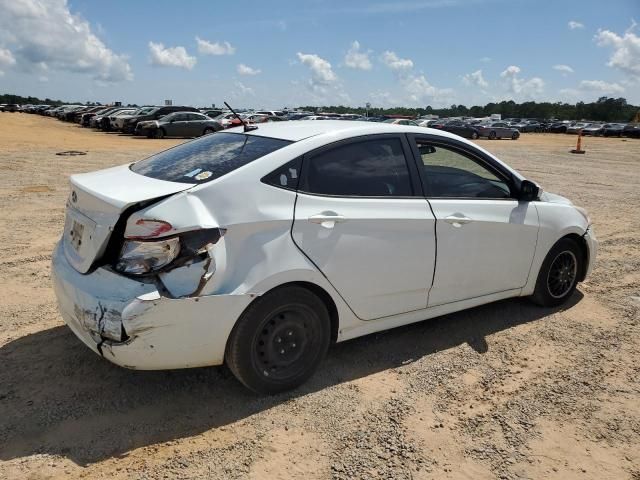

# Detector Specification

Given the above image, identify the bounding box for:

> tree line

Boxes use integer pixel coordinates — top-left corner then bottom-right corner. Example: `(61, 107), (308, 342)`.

(302, 97), (638, 122)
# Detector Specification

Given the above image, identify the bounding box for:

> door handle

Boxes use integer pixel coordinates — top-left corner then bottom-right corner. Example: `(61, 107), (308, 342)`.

(308, 212), (346, 228)
(444, 215), (473, 227)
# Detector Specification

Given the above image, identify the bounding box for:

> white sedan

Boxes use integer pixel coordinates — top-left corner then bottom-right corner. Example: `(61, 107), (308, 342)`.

(52, 121), (597, 393)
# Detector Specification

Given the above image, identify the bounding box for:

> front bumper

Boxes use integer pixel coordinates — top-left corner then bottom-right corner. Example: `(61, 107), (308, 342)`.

(51, 241), (254, 370)
(584, 226), (598, 279)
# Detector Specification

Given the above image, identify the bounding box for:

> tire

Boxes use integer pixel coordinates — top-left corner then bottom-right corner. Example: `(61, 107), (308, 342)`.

(470, 131), (479, 140)
(225, 286), (331, 394)
(489, 131), (497, 140)
(531, 238), (582, 307)
(202, 128), (214, 136)
(511, 132), (519, 140)
(154, 128), (165, 139)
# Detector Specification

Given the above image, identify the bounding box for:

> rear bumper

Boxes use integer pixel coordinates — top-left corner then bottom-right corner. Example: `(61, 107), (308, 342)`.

(51, 241), (254, 370)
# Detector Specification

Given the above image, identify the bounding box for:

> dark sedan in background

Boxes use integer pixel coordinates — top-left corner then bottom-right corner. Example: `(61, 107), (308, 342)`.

(602, 123), (626, 137)
(438, 120), (481, 139)
(135, 111), (223, 138)
(475, 122), (520, 139)
(122, 105), (199, 134)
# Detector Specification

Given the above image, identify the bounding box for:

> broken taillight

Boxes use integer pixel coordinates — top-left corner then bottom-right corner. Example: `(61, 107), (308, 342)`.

(126, 219), (173, 240)
(115, 238), (180, 275)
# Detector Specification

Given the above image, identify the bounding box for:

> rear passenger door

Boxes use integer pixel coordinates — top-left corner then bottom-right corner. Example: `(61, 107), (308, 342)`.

(292, 134), (436, 320)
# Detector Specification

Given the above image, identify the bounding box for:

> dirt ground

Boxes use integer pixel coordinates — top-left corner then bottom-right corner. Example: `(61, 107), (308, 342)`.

(0, 112), (638, 480)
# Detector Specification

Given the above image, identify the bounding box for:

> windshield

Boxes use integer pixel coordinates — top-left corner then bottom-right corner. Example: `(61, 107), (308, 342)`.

(131, 132), (292, 184)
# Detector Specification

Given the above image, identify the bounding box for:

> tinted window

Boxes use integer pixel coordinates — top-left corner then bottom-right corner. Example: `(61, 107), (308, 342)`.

(131, 132), (292, 184)
(302, 138), (413, 197)
(415, 141), (511, 198)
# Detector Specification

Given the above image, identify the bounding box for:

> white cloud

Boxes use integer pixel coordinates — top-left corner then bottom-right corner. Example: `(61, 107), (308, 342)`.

(578, 80), (625, 94)
(237, 63), (261, 76)
(234, 81), (254, 96)
(553, 64), (574, 75)
(0, 47), (15, 76)
(594, 28), (640, 79)
(196, 37), (236, 56)
(344, 41), (372, 70)
(479, 56), (491, 63)
(500, 65), (545, 98)
(403, 74), (454, 106)
(0, 0), (132, 82)
(148, 41), (196, 70)
(296, 52), (337, 87)
(380, 50), (413, 71)
(568, 21), (584, 30)
(462, 69), (488, 88)
(0, 47), (16, 67)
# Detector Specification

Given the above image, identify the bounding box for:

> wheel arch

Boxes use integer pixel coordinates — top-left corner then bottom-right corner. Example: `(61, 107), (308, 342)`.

(560, 233), (589, 282)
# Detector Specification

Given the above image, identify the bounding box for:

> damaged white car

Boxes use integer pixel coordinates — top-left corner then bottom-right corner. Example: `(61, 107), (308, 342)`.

(52, 121), (597, 394)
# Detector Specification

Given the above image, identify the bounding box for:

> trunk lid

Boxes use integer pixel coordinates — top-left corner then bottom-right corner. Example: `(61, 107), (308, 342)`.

(63, 164), (194, 273)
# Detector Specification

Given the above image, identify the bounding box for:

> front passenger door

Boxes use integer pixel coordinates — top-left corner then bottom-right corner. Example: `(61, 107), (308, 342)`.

(410, 137), (539, 306)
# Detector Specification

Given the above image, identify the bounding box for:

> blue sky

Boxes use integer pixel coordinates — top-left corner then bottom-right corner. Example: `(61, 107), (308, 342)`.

(0, 0), (638, 108)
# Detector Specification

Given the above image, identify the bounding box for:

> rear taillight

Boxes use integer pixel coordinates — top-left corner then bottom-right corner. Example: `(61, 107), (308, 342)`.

(115, 238), (180, 274)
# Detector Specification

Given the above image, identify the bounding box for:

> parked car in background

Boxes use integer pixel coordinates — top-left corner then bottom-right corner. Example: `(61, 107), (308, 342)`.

(112, 107), (155, 131)
(548, 122), (571, 133)
(135, 111), (223, 138)
(622, 123), (640, 138)
(4, 104), (19, 112)
(513, 120), (542, 133)
(52, 121), (596, 394)
(123, 105), (199, 134)
(383, 118), (419, 126)
(475, 122), (520, 140)
(90, 107), (124, 128)
(439, 120), (481, 139)
(602, 123), (626, 137)
(201, 109), (225, 118)
(286, 112), (313, 120)
(106, 109), (137, 131)
(566, 123), (591, 134)
(582, 124), (605, 136)
(256, 110), (286, 117)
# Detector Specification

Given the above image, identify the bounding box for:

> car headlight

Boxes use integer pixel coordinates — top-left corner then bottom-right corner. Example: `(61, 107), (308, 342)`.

(115, 238), (180, 275)
(575, 206), (591, 225)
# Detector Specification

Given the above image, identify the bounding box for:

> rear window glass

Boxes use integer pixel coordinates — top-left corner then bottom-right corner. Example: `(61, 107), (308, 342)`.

(131, 132), (292, 184)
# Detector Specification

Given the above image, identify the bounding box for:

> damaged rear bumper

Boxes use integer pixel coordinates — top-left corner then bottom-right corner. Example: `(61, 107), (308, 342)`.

(51, 241), (254, 370)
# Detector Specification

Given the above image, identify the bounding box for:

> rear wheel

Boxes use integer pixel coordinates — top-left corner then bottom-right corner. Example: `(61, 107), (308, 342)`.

(511, 131), (520, 140)
(225, 286), (331, 394)
(470, 131), (479, 140)
(154, 128), (165, 139)
(489, 131), (497, 140)
(531, 238), (582, 307)
(202, 127), (214, 136)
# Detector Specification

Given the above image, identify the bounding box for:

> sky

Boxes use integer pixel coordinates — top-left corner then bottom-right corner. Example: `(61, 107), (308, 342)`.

(0, 0), (638, 109)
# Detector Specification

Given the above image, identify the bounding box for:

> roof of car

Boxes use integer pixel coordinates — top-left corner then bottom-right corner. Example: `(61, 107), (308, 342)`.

(232, 119), (469, 142)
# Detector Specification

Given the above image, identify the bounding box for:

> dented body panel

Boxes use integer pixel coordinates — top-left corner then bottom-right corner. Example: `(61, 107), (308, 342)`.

(52, 121), (597, 373)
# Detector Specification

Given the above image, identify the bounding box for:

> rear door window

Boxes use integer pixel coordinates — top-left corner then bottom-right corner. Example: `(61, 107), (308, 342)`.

(131, 132), (292, 184)
(300, 137), (413, 197)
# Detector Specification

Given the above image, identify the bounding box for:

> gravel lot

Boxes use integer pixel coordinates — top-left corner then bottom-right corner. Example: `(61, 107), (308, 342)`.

(0, 112), (638, 480)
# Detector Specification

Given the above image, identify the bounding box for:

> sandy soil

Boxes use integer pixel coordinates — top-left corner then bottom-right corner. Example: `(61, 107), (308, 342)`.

(0, 112), (638, 479)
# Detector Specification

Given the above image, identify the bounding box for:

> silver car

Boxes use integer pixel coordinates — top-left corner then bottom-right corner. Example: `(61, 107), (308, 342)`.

(137, 112), (224, 138)
(475, 122), (520, 140)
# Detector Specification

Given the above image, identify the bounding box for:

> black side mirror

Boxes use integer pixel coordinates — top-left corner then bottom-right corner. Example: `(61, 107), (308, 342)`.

(519, 179), (539, 201)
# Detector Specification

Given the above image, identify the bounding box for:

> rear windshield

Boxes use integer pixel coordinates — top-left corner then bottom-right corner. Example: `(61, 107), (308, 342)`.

(131, 132), (292, 184)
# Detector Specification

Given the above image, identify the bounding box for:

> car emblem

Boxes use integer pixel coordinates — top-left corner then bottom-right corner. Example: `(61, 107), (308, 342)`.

(71, 191), (77, 203)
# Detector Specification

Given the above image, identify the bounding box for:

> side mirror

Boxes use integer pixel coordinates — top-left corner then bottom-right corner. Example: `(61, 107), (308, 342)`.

(519, 179), (539, 201)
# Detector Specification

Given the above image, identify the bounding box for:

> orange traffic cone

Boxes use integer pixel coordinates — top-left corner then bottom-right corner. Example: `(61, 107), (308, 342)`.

(570, 129), (586, 154)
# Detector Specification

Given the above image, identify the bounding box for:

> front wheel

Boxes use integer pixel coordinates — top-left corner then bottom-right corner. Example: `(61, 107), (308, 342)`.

(531, 238), (582, 307)
(489, 131), (497, 140)
(511, 132), (520, 140)
(154, 128), (165, 139)
(470, 131), (479, 140)
(202, 127), (214, 136)
(225, 286), (331, 394)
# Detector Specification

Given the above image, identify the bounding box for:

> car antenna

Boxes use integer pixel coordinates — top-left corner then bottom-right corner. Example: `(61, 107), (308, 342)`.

(224, 101), (257, 132)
